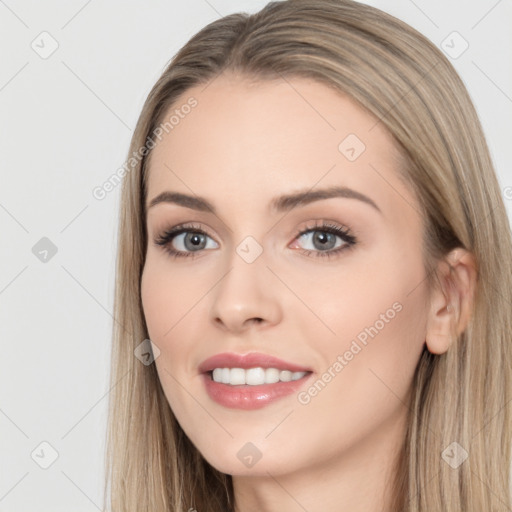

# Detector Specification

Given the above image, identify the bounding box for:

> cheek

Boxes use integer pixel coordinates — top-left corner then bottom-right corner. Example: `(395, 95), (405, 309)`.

(140, 258), (213, 378)
(294, 237), (425, 363)
(140, 258), (202, 340)
(140, 264), (172, 341)
(140, 262), (200, 416)
(308, 245), (429, 404)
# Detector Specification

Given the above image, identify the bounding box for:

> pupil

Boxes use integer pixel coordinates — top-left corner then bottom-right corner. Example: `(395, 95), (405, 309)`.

(186, 233), (204, 250)
(314, 231), (335, 250)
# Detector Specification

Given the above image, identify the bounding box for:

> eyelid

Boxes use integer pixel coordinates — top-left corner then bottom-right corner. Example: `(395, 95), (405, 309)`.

(153, 222), (218, 248)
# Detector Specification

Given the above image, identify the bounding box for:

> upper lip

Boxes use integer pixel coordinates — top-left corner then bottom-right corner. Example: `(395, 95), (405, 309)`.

(199, 352), (312, 373)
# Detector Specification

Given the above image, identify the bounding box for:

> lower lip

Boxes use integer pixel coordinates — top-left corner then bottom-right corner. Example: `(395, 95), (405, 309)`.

(202, 372), (312, 410)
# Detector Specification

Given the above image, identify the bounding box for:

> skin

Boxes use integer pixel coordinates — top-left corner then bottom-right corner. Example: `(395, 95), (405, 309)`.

(140, 72), (476, 512)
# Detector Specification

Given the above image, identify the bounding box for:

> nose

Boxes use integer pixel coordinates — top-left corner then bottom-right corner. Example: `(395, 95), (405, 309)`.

(209, 249), (283, 334)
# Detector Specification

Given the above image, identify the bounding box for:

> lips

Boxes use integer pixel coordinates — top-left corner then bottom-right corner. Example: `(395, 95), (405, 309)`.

(198, 352), (313, 409)
(198, 351), (312, 374)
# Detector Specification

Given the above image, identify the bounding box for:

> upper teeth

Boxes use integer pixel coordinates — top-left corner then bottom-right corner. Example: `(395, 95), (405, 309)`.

(212, 367), (308, 386)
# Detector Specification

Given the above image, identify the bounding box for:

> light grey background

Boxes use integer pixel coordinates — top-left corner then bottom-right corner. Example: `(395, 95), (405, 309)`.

(0, 1), (510, 510)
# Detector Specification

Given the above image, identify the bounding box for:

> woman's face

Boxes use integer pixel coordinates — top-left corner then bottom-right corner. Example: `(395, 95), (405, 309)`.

(141, 73), (430, 477)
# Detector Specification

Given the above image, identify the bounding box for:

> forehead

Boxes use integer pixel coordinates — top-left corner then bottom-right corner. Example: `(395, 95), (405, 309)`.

(146, 73), (413, 218)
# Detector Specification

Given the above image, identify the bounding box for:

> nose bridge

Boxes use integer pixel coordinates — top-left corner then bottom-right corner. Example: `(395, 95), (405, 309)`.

(209, 235), (282, 331)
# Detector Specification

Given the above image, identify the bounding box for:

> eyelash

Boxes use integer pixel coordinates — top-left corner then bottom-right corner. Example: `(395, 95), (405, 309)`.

(153, 221), (357, 260)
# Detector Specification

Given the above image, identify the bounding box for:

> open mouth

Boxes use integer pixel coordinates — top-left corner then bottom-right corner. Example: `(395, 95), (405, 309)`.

(202, 367), (313, 409)
(207, 367), (313, 386)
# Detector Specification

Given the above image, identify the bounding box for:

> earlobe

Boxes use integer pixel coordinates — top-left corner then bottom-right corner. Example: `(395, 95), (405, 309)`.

(425, 292), (455, 355)
(425, 248), (477, 355)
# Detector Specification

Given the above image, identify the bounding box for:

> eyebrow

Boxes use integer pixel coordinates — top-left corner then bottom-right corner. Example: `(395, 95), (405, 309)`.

(147, 185), (381, 215)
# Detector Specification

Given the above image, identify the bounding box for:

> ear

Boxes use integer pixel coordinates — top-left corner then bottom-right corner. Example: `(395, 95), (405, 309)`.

(425, 248), (477, 355)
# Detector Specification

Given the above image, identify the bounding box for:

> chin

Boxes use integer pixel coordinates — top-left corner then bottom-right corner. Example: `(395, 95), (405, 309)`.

(195, 438), (298, 477)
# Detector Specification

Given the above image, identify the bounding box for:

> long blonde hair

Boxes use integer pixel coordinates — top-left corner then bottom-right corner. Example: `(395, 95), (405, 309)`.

(104, 1), (512, 510)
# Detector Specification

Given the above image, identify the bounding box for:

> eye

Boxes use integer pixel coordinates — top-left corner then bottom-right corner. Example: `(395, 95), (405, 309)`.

(154, 223), (218, 259)
(291, 221), (357, 259)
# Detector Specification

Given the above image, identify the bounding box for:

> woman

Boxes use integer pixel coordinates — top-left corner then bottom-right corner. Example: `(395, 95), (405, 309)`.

(104, 0), (512, 510)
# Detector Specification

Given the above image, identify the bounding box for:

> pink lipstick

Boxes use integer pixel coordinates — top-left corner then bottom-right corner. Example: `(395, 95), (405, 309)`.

(199, 352), (313, 410)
